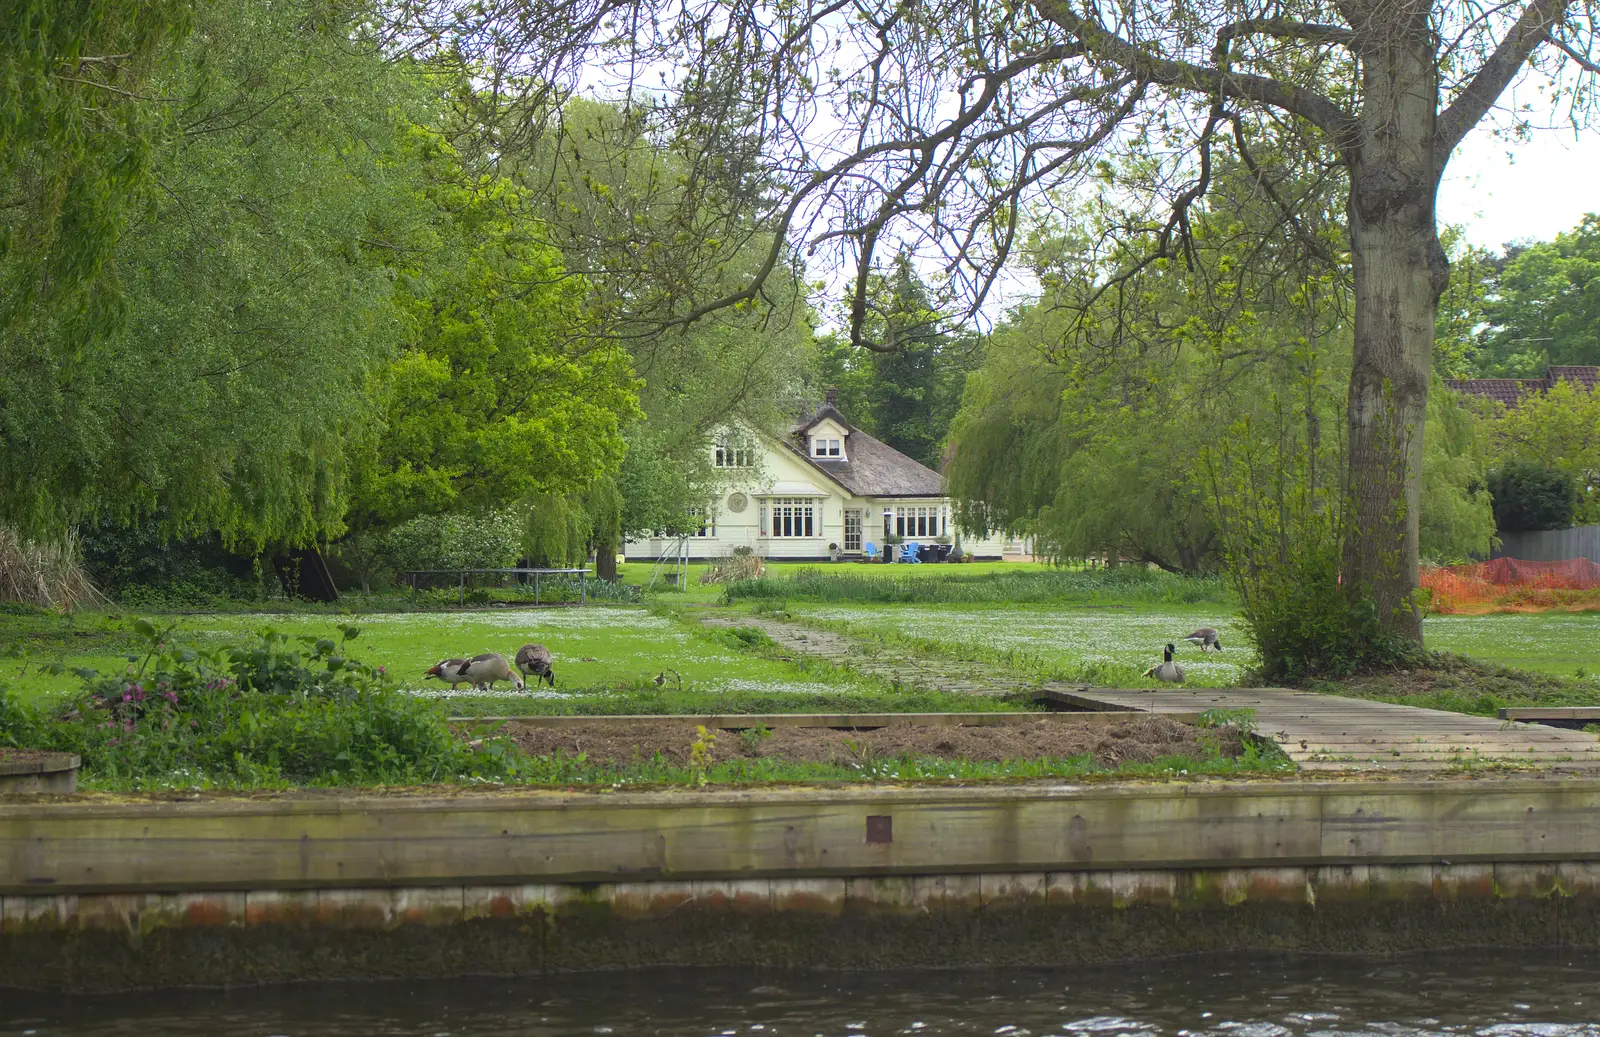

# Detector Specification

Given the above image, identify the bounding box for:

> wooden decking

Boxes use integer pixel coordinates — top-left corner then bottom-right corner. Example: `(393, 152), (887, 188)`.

(1051, 686), (1600, 770)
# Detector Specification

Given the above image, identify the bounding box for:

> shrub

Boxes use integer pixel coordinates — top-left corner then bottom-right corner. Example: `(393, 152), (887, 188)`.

(32, 620), (521, 787)
(1232, 531), (1422, 682)
(0, 685), (41, 748)
(77, 520), (264, 606)
(1488, 461), (1578, 533)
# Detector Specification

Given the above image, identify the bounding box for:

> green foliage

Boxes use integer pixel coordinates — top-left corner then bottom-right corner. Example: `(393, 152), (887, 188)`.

(1204, 340), (1421, 681)
(1419, 385), (1496, 562)
(0, 0), (192, 326)
(948, 163), (1345, 574)
(1487, 460), (1578, 533)
(79, 519), (267, 605)
(863, 253), (944, 466)
(375, 510), (524, 574)
(1472, 216), (1600, 375)
(0, 685), (41, 748)
(522, 493), (593, 567)
(723, 567), (1231, 605)
(1477, 379), (1600, 523)
(3, 0), (415, 545)
(816, 255), (983, 468)
(1433, 227), (1497, 379)
(349, 128), (637, 531)
(495, 98), (817, 539)
(27, 621), (518, 787)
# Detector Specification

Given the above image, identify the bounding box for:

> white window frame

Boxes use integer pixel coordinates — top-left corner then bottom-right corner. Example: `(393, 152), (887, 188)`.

(767, 497), (818, 538)
(894, 504), (945, 538)
(714, 439), (754, 469)
(811, 436), (843, 458)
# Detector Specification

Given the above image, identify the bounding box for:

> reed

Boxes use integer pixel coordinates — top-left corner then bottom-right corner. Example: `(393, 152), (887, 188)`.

(0, 527), (106, 611)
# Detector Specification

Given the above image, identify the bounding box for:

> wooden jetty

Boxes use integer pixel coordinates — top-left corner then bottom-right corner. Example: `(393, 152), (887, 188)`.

(1040, 686), (1600, 769)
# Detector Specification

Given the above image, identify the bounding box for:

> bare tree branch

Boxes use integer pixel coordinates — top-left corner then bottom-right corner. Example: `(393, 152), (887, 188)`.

(1437, 0), (1574, 154)
(1036, 2), (1362, 151)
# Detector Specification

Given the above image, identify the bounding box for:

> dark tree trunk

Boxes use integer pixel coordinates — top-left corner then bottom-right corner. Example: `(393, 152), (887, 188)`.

(595, 537), (619, 582)
(1341, 10), (1444, 645)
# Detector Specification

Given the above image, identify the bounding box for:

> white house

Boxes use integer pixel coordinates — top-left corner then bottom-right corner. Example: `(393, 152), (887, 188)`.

(624, 391), (1018, 562)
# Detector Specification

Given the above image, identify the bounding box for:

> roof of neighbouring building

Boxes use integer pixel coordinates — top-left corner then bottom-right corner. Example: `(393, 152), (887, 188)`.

(783, 401), (945, 498)
(1447, 365), (1599, 407)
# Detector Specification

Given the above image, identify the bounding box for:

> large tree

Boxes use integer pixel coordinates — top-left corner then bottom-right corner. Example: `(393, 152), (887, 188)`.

(402, 0), (1600, 643)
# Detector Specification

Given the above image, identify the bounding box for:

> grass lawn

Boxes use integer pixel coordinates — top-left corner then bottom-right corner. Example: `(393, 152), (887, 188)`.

(787, 603), (1247, 687)
(3, 592), (1590, 716)
(0, 604), (896, 707)
(1425, 612), (1599, 680)
(783, 602), (1598, 686)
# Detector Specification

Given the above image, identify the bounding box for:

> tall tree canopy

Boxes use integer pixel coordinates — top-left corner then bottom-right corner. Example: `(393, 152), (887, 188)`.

(2, 0), (416, 546)
(403, 0), (1600, 643)
(1448, 215), (1600, 376)
(346, 128), (638, 534)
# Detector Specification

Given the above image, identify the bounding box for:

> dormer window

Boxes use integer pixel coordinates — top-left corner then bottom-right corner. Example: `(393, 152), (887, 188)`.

(811, 437), (842, 458)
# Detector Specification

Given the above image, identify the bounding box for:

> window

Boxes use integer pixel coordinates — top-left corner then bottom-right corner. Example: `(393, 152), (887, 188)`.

(810, 437), (842, 458)
(894, 505), (944, 538)
(691, 508), (716, 538)
(767, 497), (817, 537)
(714, 440), (753, 468)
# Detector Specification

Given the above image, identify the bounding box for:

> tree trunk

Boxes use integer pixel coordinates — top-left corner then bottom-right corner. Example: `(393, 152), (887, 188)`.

(595, 537), (619, 582)
(1342, 19), (1444, 645)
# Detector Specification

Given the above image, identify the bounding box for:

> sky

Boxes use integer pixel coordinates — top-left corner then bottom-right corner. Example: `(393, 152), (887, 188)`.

(1440, 123), (1600, 250)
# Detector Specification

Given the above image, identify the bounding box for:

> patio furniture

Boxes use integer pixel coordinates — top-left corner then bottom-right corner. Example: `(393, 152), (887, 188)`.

(898, 542), (922, 563)
(863, 542), (880, 561)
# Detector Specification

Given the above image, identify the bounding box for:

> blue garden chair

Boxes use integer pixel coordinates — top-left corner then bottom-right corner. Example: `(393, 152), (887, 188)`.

(898, 542), (922, 563)
(862, 542), (880, 561)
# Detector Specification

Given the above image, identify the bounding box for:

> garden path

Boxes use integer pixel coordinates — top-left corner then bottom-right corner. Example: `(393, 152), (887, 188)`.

(699, 614), (1043, 697)
(703, 613), (1600, 771)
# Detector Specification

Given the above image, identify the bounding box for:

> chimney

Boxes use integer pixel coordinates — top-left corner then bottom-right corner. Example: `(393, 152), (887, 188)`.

(824, 388), (839, 408)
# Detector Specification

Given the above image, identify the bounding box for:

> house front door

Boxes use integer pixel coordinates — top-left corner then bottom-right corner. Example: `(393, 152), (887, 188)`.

(843, 509), (862, 553)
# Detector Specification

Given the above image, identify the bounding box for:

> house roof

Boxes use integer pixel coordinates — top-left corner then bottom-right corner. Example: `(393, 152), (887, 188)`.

(783, 402), (946, 498)
(1447, 366), (1599, 408)
(1549, 365), (1600, 391)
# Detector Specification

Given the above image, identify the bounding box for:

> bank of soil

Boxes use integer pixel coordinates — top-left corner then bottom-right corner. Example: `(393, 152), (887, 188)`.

(499, 714), (1239, 768)
(1308, 653), (1597, 710)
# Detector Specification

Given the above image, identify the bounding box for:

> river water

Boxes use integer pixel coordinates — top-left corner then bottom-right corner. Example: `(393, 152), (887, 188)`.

(3, 952), (1599, 1037)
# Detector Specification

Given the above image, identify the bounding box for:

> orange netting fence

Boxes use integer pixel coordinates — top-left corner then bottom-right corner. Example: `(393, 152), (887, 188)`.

(1422, 556), (1600, 612)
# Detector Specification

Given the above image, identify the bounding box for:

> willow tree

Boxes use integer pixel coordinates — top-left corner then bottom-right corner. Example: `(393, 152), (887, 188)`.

(398, 0), (1600, 643)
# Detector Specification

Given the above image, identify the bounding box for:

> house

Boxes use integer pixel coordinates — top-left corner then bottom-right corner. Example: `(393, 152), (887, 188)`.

(623, 391), (1019, 562)
(1447, 365), (1599, 407)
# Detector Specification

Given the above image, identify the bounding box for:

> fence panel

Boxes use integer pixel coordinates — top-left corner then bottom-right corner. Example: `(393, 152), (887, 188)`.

(1492, 526), (1600, 564)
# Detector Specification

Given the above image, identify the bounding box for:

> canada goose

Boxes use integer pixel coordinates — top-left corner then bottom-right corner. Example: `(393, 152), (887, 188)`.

(1182, 627), (1223, 653)
(423, 658), (475, 689)
(451, 653), (526, 692)
(1142, 643), (1185, 683)
(514, 643), (555, 688)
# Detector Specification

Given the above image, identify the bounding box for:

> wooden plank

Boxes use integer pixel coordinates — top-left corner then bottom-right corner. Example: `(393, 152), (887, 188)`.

(452, 711), (1203, 729)
(9, 779), (1600, 895)
(1043, 685), (1600, 768)
(1500, 707), (1600, 721)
